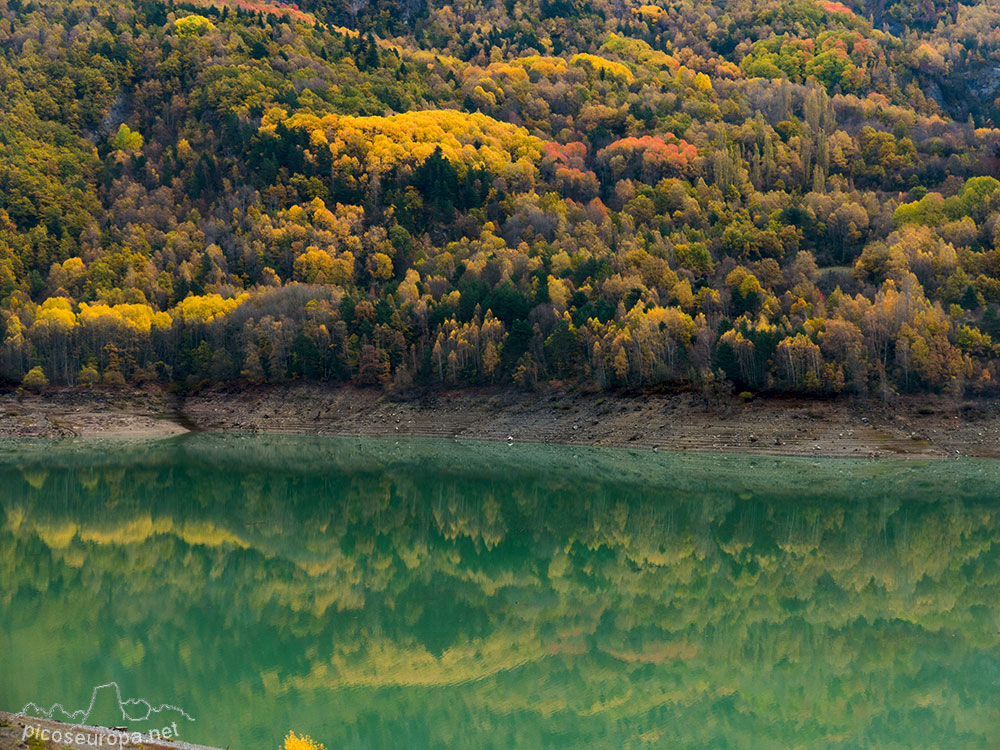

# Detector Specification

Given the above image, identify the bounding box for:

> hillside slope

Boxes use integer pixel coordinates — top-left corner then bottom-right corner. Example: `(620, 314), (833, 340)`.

(2, 0), (1000, 398)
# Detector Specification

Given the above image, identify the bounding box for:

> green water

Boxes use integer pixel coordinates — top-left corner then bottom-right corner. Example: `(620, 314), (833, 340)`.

(1, 435), (999, 749)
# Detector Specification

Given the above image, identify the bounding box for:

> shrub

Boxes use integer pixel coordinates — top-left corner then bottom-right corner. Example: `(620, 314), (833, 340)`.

(101, 369), (126, 387)
(282, 732), (326, 750)
(22, 366), (49, 391)
(78, 365), (99, 387)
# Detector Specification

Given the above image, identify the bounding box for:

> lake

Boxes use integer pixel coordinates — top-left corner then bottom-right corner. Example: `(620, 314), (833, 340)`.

(1, 435), (998, 749)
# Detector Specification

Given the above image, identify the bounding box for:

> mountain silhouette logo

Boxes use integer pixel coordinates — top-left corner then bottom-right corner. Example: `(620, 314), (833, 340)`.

(19, 682), (195, 726)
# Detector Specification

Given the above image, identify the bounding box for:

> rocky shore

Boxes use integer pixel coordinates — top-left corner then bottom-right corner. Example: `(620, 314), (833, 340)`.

(1, 383), (998, 458)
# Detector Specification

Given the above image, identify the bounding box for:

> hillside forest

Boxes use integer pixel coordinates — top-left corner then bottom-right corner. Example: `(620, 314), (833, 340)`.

(4, 0), (1000, 397)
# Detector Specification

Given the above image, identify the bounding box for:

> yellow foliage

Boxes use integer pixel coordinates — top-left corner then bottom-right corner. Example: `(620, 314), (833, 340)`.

(633, 4), (665, 22)
(406, 50), (464, 70)
(62, 257), (86, 278)
(914, 42), (946, 71)
(173, 14), (215, 36)
(259, 107), (290, 134)
(569, 53), (635, 83)
(78, 303), (172, 334)
(726, 266), (763, 295)
(40, 296), (73, 312)
(294, 248), (335, 283)
(370, 252), (394, 280)
(34, 297), (77, 330)
(472, 85), (498, 108)
(548, 276), (572, 311)
(601, 34), (679, 72)
(671, 279), (695, 310)
(174, 293), (248, 323)
(277, 110), (543, 180)
(22, 366), (49, 390)
(309, 129), (329, 148)
(331, 253), (356, 285)
(397, 269), (421, 304)
(550, 251), (572, 275)
(483, 62), (530, 84)
(510, 55), (569, 78)
(282, 732), (326, 750)
(326, 24), (359, 38)
(4, 314), (26, 345)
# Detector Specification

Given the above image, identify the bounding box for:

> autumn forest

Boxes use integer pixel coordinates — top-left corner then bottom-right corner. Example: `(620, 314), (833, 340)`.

(3, 0), (1000, 397)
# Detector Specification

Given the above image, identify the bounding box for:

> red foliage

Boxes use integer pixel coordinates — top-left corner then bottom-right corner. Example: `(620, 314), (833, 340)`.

(597, 135), (697, 181)
(188, 0), (315, 23)
(542, 141), (589, 171)
(820, 1), (856, 17)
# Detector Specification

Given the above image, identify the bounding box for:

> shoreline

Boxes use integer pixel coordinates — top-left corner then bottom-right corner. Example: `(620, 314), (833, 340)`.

(0, 384), (998, 459)
(0, 711), (220, 750)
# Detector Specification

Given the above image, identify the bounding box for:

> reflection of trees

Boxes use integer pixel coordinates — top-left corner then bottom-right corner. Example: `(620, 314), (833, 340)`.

(1, 437), (998, 749)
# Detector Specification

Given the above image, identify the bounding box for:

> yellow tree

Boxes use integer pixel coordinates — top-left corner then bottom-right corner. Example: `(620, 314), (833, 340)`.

(776, 333), (822, 390)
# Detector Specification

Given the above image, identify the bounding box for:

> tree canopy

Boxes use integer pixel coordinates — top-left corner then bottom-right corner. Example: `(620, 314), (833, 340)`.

(2, 0), (1000, 396)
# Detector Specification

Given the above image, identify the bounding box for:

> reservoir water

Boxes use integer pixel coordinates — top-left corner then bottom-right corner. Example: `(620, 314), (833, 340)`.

(1, 435), (998, 749)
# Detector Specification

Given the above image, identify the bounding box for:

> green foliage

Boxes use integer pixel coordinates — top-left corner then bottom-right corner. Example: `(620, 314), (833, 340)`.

(112, 124), (144, 154)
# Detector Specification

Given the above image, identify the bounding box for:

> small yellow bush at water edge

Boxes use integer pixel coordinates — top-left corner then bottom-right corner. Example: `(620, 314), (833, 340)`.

(22, 366), (49, 391)
(282, 732), (326, 750)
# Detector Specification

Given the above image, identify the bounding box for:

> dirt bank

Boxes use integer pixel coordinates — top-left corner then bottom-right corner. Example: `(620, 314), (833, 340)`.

(0, 388), (187, 439)
(2, 384), (999, 458)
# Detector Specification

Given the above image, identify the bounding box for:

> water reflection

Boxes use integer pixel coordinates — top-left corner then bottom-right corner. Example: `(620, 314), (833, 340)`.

(1, 436), (998, 749)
